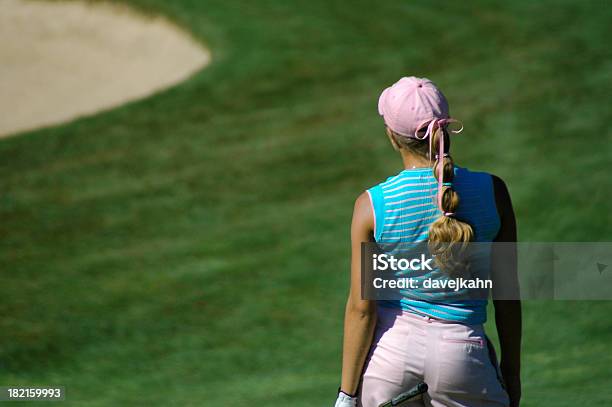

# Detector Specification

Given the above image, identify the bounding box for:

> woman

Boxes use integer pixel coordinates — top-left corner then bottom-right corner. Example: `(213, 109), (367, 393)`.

(334, 77), (521, 407)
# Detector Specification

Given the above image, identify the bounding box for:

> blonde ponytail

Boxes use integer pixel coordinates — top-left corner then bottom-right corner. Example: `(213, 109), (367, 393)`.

(428, 126), (474, 275)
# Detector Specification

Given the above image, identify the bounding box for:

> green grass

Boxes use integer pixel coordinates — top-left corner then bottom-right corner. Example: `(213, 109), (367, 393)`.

(1, 0), (611, 405)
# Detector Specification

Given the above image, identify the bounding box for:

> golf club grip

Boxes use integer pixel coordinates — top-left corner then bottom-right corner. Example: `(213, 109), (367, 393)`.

(378, 382), (428, 407)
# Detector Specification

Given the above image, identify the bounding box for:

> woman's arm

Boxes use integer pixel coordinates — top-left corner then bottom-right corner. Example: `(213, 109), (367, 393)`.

(492, 175), (522, 407)
(339, 192), (377, 396)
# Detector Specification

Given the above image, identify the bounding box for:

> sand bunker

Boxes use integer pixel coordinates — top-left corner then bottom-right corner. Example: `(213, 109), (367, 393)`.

(0, 0), (210, 138)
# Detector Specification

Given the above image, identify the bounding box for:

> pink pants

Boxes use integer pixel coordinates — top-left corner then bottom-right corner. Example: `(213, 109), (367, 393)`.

(358, 307), (509, 407)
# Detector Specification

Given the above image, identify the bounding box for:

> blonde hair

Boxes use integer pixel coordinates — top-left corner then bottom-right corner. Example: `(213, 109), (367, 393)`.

(391, 127), (474, 274)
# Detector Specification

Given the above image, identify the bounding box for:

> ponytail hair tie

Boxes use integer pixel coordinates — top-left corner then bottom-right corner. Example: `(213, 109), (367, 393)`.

(414, 117), (463, 212)
(442, 182), (452, 187)
(443, 212), (455, 217)
(435, 153), (449, 159)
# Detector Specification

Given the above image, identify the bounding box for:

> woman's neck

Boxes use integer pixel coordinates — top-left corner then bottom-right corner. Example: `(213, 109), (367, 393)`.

(400, 150), (430, 169)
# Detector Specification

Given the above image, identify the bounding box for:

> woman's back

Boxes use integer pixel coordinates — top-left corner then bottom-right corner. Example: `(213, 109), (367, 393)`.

(367, 165), (500, 324)
(368, 166), (499, 244)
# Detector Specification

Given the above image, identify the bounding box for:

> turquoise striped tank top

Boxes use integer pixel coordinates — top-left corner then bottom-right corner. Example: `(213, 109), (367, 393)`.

(367, 166), (500, 324)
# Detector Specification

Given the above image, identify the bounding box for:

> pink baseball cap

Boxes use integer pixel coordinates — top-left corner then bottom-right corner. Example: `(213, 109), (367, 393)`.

(378, 76), (450, 138)
(378, 76), (464, 214)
